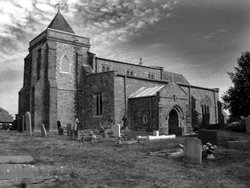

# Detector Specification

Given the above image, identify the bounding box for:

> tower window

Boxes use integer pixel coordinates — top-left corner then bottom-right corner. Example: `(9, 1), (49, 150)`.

(95, 93), (103, 116)
(61, 55), (70, 73)
(148, 73), (155, 79)
(37, 49), (41, 80)
(127, 69), (134, 76)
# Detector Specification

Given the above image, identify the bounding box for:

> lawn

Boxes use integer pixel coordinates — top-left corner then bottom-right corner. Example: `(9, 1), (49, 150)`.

(0, 130), (250, 188)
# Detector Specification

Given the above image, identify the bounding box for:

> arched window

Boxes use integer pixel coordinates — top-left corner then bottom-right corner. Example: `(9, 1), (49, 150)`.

(143, 114), (148, 124)
(102, 65), (105, 72)
(61, 55), (70, 73)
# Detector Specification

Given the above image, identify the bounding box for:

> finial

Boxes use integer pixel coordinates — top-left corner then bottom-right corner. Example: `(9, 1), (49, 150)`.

(139, 58), (142, 65)
(55, 2), (63, 12)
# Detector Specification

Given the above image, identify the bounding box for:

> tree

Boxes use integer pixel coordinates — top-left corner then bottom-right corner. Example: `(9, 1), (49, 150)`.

(222, 51), (250, 118)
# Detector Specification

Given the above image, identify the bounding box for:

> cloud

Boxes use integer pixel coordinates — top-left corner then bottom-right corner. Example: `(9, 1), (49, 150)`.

(0, 0), (180, 114)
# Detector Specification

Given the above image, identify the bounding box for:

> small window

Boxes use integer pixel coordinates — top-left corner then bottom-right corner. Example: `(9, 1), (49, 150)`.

(143, 114), (148, 124)
(130, 70), (134, 76)
(95, 93), (103, 116)
(37, 49), (41, 80)
(148, 73), (155, 79)
(102, 65), (106, 72)
(61, 55), (70, 73)
(173, 94), (176, 101)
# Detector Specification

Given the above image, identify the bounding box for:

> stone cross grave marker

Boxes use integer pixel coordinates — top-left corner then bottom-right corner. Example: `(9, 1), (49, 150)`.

(112, 124), (121, 137)
(25, 111), (32, 135)
(184, 138), (202, 164)
(246, 115), (250, 134)
(41, 124), (47, 137)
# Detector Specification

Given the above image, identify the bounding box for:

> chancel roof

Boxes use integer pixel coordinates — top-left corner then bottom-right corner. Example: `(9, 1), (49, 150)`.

(162, 71), (190, 85)
(47, 11), (75, 33)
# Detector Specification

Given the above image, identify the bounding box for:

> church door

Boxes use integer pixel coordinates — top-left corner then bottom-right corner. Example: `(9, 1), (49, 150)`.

(168, 109), (179, 134)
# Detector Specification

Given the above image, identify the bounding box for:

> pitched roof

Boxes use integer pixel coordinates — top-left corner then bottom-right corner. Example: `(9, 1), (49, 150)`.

(47, 11), (75, 33)
(162, 71), (190, 85)
(0, 107), (13, 123)
(129, 85), (165, 98)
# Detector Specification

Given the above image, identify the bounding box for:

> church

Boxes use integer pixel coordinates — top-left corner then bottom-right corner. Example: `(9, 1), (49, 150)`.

(18, 10), (223, 135)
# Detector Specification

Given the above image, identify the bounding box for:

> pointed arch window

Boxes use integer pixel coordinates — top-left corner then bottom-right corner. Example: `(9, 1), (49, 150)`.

(61, 55), (70, 73)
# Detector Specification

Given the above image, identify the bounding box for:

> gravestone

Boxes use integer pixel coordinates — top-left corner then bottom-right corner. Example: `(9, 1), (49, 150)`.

(21, 115), (25, 132)
(41, 124), (47, 137)
(58, 127), (64, 135)
(153, 130), (159, 136)
(184, 138), (202, 164)
(25, 112), (32, 135)
(112, 124), (121, 137)
(78, 129), (96, 142)
(198, 129), (217, 145)
(67, 123), (72, 136)
(246, 115), (250, 134)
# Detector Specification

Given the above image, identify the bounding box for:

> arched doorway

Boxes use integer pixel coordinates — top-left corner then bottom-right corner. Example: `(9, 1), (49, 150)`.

(168, 109), (179, 134)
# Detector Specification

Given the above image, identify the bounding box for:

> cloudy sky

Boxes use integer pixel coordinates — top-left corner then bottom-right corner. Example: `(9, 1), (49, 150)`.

(0, 0), (250, 115)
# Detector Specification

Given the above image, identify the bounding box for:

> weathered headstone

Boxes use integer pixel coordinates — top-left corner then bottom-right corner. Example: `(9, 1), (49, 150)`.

(153, 131), (159, 136)
(67, 123), (72, 136)
(21, 115), (25, 132)
(58, 127), (64, 135)
(246, 115), (250, 134)
(198, 129), (217, 145)
(184, 138), (202, 164)
(25, 112), (32, 135)
(112, 124), (121, 137)
(41, 124), (47, 137)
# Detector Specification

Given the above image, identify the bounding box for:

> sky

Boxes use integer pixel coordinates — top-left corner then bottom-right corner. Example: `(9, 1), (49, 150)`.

(0, 0), (250, 115)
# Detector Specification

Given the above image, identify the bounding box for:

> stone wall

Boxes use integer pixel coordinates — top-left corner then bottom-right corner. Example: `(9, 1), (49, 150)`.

(56, 42), (76, 128)
(114, 75), (163, 126)
(128, 96), (159, 131)
(158, 82), (190, 134)
(96, 58), (162, 80)
(81, 71), (115, 129)
(190, 87), (218, 126)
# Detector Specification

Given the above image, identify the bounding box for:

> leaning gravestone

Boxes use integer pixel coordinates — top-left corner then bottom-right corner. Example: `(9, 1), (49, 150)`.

(184, 138), (202, 164)
(41, 124), (47, 137)
(112, 124), (121, 137)
(25, 112), (32, 135)
(246, 115), (250, 134)
(198, 129), (217, 145)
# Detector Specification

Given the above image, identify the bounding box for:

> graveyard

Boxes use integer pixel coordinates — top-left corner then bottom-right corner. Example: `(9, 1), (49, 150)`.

(0, 129), (250, 188)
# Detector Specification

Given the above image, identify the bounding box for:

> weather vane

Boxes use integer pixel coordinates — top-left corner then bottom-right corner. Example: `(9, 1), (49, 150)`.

(55, 1), (63, 11)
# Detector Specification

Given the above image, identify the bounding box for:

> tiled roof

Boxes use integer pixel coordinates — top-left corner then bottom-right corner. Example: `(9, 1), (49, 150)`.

(162, 71), (190, 85)
(129, 85), (165, 98)
(47, 11), (75, 33)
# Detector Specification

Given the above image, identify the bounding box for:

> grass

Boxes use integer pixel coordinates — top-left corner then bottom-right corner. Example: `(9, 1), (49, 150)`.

(0, 130), (250, 187)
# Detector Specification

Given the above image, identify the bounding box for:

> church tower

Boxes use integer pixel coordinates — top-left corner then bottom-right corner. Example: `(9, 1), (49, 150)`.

(18, 10), (90, 130)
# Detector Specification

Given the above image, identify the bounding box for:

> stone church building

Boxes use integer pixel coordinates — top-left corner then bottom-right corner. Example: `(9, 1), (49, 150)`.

(18, 11), (222, 134)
